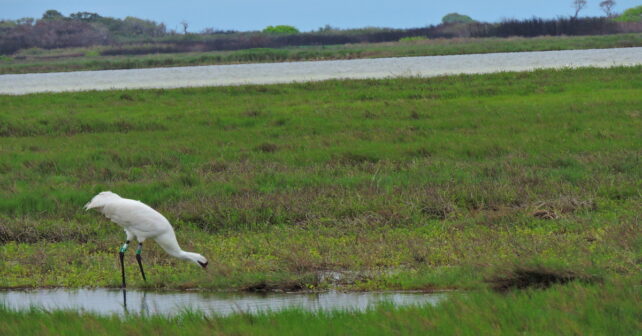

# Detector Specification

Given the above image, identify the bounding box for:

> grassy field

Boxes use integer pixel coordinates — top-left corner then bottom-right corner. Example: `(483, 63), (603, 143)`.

(1, 65), (640, 334)
(0, 66), (639, 294)
(1, 281), (640, 335)
(2, 33), (642, 74)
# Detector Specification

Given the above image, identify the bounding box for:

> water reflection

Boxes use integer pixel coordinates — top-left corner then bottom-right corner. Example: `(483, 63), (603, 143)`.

(0, 288), (447, 316)
(122, 289), (127, 312)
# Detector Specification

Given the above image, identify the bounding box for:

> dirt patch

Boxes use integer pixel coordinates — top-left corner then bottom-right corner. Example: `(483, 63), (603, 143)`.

(255, 143), (279, 153)
(531, 197), (597, 219)
(332, 152), (379, 165)
(242, 281), (305, 293)
(532, 209), (559, 220)
(243, 109), (264, 117)
(199, 160), (228, 173)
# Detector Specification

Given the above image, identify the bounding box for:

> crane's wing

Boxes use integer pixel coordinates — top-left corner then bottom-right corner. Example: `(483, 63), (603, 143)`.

(102, 199), (172, 236)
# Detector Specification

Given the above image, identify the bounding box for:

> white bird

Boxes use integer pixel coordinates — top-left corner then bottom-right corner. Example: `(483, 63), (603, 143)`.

(85, 191), (208, 288)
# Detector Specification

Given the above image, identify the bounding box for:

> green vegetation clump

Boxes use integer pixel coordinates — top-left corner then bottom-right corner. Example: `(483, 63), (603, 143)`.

(399, 36), (428, 42)
(262, 25), (300, 34)
(442, 13), (476, 24)
(615, 5), (642, 22)
(41, 9), (65, 21)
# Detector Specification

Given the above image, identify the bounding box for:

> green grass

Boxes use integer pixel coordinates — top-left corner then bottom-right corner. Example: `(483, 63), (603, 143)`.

(2, 33), (642, 74)
(1, 280), (640, 335)
(0, 66), (639, 292)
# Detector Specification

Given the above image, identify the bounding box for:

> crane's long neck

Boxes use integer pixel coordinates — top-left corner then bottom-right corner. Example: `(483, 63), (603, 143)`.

(154, 230), (198, 261)
(176, 251), (202, 261)
(151, 227), (208, 268)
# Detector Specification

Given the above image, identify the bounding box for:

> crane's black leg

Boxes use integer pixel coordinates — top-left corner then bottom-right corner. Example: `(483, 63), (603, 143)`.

(119, 240), (129, 288)
(136, 243), (147, 282)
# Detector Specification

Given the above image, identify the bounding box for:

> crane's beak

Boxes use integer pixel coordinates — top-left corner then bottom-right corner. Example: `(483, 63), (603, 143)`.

(198, 260), (208, 269)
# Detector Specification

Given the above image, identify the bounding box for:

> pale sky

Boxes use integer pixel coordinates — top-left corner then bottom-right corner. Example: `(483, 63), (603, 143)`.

(2, 0), (640, 32)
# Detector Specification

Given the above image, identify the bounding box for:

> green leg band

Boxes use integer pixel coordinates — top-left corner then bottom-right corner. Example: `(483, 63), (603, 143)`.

(136, 243), (142, 255)
(120, 242), (129, 253)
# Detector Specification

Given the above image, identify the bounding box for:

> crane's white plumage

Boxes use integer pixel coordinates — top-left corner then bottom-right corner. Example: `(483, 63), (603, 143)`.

(85, 191), (208, 268)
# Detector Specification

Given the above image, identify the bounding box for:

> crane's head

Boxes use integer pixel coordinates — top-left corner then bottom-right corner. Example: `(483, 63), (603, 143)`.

(183, 252), (208, 269)
(197, 257), (209, 269)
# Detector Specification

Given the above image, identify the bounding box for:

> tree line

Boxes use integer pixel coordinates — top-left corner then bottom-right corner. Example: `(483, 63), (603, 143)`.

(0, 10), (167, 54)
(1, 6), (641, 55)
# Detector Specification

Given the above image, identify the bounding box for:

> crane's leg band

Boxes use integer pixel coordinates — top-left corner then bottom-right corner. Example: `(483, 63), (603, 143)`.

(120, 240), (130, 253)
(119, 240), (129, 288)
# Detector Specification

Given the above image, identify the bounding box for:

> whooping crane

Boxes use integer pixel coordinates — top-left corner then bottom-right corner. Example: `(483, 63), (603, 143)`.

(85, 191), (208, 288)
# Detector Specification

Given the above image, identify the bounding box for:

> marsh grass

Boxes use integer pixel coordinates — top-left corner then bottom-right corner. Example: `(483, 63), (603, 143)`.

(0, 67), (640, 292)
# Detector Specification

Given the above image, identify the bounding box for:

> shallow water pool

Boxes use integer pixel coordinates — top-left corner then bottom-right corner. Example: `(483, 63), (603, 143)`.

(0, 288), (447, 316)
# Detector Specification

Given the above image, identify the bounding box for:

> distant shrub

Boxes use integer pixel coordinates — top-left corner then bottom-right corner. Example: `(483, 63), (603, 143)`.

(100, 44), (182, 56)
(15, 47), (47, 56)
(262, 25), (300, 34)
(41, 9), (65, 21)
(615, 6), (642, 22)
(442, 13), (476, 24)
(263, 25), (299, 35)
(317, 24), (338, 33)
(84, 49), (100, 57)
(399, 36), (427, 42)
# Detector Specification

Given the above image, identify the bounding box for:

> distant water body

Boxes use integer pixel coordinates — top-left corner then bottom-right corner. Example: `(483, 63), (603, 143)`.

(1, 47), (640, 95)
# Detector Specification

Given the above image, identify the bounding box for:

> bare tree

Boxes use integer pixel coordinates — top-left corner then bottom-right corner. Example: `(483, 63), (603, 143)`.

(180, 20), (189, 34)
(572, 0), (587, 19)
(599, 0), (616, 17)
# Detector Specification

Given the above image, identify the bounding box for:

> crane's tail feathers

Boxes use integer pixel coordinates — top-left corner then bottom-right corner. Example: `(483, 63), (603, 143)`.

(84, 198), (104, 211)
(83, 200), (95, 210)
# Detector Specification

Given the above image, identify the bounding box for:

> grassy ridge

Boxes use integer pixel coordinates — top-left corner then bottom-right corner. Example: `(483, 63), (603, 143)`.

(2, 33), (642, 74)
(0, 67), (640, 291)
(1, 281), (640, 335)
